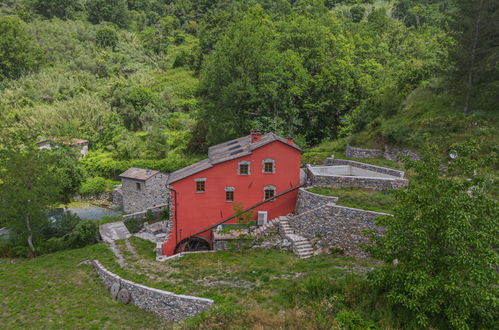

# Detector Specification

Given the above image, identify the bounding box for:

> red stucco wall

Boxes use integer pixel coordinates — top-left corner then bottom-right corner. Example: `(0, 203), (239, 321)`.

(162, 140), (301, 255)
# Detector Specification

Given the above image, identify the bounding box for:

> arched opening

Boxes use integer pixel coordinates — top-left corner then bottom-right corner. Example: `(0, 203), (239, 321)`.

(174, 236), (212, 254)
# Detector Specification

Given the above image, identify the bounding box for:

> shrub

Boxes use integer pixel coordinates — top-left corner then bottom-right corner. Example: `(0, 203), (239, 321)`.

(43, 211), (81, 239)
(124, 217), (146, 234)
(79, 176), (116, 195)
(350, 6), (365, 23)
(96, 26), (118, 49)
(68, 219), (100, 247)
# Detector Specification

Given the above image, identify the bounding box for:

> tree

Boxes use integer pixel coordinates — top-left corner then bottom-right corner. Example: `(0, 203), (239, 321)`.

(31, 0), (83, 19)
(452, 0), (499, 113)
(199, 8), (308, 144)
(366, 142), (498, 328)
(0, 15), (43, 82)
(350, 5), (365, 23)
(96, 26), (118, 49)
(86, 0), (129, 28)
(0, 147), (64, 256)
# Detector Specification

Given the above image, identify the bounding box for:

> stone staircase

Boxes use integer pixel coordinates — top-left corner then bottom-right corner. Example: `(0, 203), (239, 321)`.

(251, 217), (281, 236)
(278, 217), (314, 259)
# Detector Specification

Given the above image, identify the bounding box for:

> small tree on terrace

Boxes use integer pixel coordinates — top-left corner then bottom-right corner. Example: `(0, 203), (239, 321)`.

(366, 142), (498, 328)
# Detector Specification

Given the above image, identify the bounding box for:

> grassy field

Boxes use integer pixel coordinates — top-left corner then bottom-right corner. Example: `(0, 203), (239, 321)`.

(0, 244), (168, 329)
(307, 187), (398, 213)
(1, 241), (393, 329)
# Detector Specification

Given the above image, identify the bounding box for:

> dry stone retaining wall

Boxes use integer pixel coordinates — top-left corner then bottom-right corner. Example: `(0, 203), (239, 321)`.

(322, 159), (405, 178)
(383, 145), (420, 161)
(345, 146), (384, 159)
(296, 188), (338, 214)
(87, 260), (213, 322)
(344, 145), (420, 162)
(289, 205), (388, 258)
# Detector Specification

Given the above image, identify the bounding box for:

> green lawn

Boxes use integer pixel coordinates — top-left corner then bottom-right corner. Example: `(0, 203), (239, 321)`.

(0, 244), (167, 329)
(307, 187), (398, 213)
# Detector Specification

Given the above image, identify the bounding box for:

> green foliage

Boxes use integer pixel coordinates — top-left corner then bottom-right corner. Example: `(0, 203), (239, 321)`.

(367, 142), (498, 328)
(0, 15), (43, 82)
(43, 210), (80, 239)
(85, 0), (129, 28)
(96, 26), (118, 49)
(31, 0), (83, 19)
(0, 147), (64, 255)
(68, 219), (100, 247)
(349, 5), (365, 23)
(82, 151), (200, 179)
(79, 176), (116, 195)
(232, 202), (254, 225)
(124, 217), (145, 234)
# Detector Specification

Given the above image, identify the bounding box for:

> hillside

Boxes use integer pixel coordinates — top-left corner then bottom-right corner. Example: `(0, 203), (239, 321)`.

(0, 0), (497, 328)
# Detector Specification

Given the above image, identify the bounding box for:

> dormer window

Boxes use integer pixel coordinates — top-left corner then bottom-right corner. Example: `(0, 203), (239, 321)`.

(264, 185), (276, 201)
(262, 159), (275, 174)
(238, 161), (250, 175)
(195, 178), (206, 193)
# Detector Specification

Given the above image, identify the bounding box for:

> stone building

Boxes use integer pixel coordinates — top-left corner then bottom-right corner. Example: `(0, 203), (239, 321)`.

(118, 167), (169, 214)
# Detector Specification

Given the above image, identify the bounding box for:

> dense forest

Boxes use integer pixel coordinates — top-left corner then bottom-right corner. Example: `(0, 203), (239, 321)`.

(1, 0), (497, 176)
(0, 1), (497, 328)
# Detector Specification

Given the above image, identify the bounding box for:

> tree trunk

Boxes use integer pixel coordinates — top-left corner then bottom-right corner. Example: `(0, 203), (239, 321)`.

(463, 0), (484, 114)
(24, 214), (36, 257)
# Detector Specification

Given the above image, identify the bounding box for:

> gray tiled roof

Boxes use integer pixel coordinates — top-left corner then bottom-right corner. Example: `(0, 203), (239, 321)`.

(167, 132), (301, 184)
(119, 167), (161, 181)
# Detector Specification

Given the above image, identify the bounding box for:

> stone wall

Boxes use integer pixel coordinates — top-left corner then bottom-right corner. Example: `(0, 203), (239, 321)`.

(384, 145), (420, 161)
(322, 159), (405, 178)
(123, 204), (168, 221)
(295, 188), (338, 214)
(289, 205), (388, 257)
(86, 260), (213, 322)
(122, 173), (169, 213)
(344, 145), (420, 162)
(307, 164), (407, 191)
(345, 146), (384, 159)
(72, 192), (112, 203)
(112, 185), (123, 209)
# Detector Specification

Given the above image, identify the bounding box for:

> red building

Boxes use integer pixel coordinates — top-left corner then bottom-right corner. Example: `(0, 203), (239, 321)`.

(162, 130), (302, 256)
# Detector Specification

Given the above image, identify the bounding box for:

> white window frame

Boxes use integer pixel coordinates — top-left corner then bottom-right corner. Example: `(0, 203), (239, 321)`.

(194, 177), (207, 193)
(225, 187), (235, 202)
(237, 160), (251, 175)
(263, 185), (276, 201)
(262, 158), (275, 174)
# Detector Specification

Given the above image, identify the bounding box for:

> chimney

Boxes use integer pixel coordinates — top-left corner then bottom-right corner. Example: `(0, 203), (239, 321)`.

(250, 129), (262, 143)
(287, 136), (293, 144)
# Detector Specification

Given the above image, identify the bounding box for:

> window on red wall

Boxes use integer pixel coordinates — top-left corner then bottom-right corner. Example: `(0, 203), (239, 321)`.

(226, 190), (234, 202)
(264, 186), (276, 200)
(196, 181), (205, 192)
(239, 164), (249, 175)
(263, 159), (275, 173)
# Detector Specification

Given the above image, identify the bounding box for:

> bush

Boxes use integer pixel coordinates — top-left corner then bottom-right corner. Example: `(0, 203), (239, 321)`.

(124, 217), (146, 234)
(43, 210), (81, 239)
(96, 26), (118, 49)
(68, 219), (100, 247)
(79, 176), (116, 195)
(350, 6), (365, 23)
